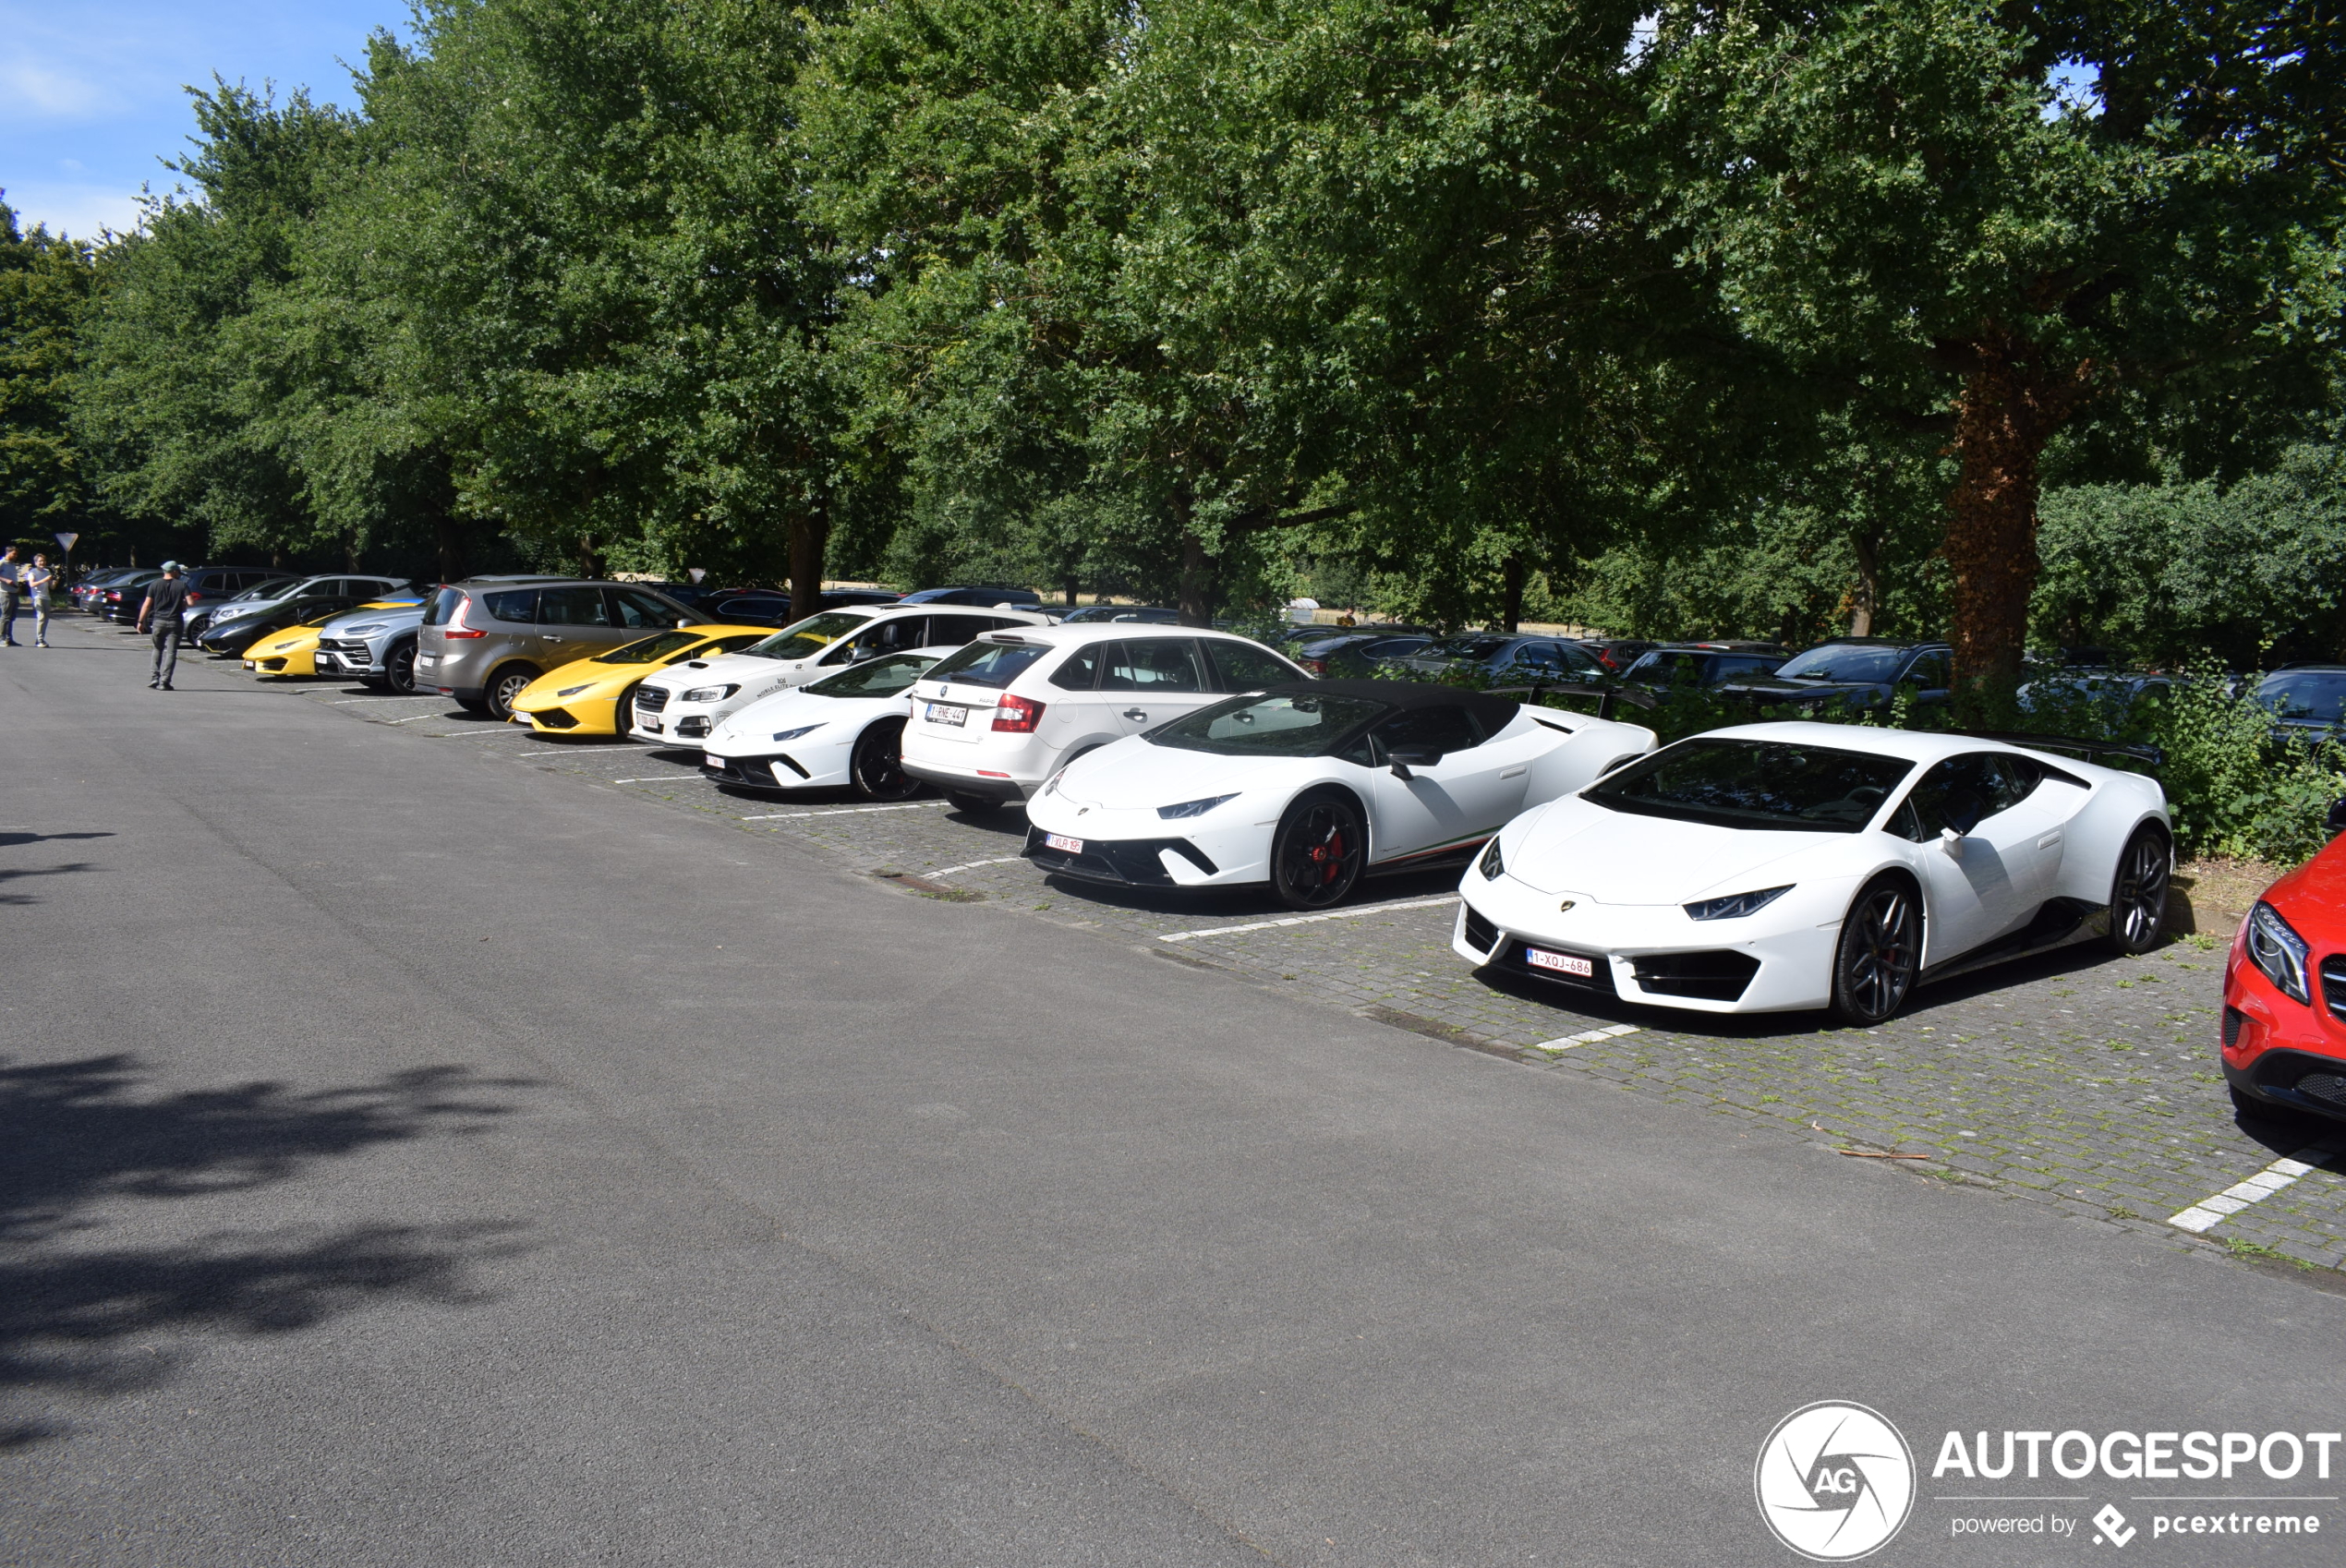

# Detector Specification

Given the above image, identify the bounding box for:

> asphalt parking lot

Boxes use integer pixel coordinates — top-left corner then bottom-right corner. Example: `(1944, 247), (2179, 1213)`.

(13, 612), (2346, 1567)
(199, 624), (2346, 1285)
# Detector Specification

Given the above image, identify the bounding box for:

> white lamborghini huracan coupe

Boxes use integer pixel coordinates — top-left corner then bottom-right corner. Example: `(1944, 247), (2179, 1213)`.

(1454, 722), (2172, 1024)
(1022, 680), (1659, 910)
(698, 648), (952, 800)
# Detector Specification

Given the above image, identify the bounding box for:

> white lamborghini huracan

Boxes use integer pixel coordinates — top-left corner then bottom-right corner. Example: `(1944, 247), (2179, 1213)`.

(1022, 680), (1659, 910)
(1453, 722), (2172, 1024)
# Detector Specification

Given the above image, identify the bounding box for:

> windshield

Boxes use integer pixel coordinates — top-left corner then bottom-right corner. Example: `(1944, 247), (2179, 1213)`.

(2255, 670), (2346, 725)
(596, 630), (707, 665)
(1773, 645), (1907, 683)
(1423, 636), (1510, 661)
(1587, 738), (1916, 833)
(807, 651), (939, 698)
(741, 610), (871, 661)
(1151, 692), (1388, 757)
(923, 640), (1047, 689)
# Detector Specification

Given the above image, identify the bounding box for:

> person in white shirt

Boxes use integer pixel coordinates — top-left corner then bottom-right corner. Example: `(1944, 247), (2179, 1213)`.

(22, 553), (55, 646)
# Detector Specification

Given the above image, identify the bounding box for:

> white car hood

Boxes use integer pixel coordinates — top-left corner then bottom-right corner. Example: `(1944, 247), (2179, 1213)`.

(643, 648), (798, 693)
(1508, 799), (1830, 904)
(711, 686), (869, 744)
(1056, 740), (1293, 813)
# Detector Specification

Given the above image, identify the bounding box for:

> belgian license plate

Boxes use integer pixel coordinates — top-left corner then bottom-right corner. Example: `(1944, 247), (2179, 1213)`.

(1526, 947), (1593, 978)
(1043, 832), (1084, 854)
(642, 718), (662, 732)
(241, 660), (257, 670)
(926, 701), (967, 727)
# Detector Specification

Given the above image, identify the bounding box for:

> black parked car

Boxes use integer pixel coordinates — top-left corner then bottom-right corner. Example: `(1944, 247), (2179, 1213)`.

(896, 585), (1044, 609)
(1720, 637), (1953, 711)
(2251, 665), (2346, 743)
(1618, 643), (1788, 690)
(1289, 631), (1436, 677)
(196, 574), (414, 656)
(1385, 632), (1610, 684)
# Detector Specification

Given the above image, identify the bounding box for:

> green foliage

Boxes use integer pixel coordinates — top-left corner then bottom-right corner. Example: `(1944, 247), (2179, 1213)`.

(0, 202), (99, 538)
(2035, 449), (2346, 668)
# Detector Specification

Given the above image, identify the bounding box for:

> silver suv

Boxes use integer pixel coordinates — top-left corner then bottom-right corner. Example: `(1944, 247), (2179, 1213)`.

(417, 579), (707, 718)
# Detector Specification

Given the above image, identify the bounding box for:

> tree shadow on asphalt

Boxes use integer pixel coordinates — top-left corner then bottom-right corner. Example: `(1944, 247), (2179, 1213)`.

(0, 862), (105, 907)
(0, 1055), (538, 1449)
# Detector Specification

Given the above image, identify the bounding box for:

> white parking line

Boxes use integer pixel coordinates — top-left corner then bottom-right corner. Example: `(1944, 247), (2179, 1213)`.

(1529, 1023), (1641, 1052)
(928, 856), (1024, 878)
(1159, 895), (1459, 942)
(2168, 1148), (2333, 1233)
(611, 777), (688, 785)
(432, 727), (524, 739)
(741, 802), (945, 821)
(383, 712), (442, 723)
(331, 695), (439, 705)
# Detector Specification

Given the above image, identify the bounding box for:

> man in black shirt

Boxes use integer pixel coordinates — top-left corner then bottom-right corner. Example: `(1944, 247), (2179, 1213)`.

(0, 547), (19, 646)
(137, 562), (189, 690)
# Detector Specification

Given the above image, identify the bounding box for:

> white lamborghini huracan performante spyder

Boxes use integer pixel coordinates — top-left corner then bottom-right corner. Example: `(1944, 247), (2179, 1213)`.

(1454, 722), (2172, 1024)
(1022, 681), (1659, 910)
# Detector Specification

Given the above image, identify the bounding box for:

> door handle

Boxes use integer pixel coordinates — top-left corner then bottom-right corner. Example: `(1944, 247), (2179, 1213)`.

(542, 633), (567, 642)
(1122, 708), (1147, 721)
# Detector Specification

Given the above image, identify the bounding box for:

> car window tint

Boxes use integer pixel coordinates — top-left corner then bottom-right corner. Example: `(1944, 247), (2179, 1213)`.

(1048, 645), (1104, 690)
(925, 641), (1047, 688)
(538, 586), (611, 626)
(611, 588), (678, 628)
(481, 589), (538, 623)
(1204, 639), (1300, 691)
(1904, 651), (1951, 688)
(1370, 706), (1481, 755)
(1102, 638), (1206, 692)
(1902, 753), (2039, 837)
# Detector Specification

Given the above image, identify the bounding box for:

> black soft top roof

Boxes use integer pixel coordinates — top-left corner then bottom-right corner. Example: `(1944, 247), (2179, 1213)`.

(1264, 679), (1520, 730)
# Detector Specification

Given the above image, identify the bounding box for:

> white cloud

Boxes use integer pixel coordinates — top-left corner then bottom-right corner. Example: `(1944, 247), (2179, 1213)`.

(2, 181), (151, 241)
(0, 60), (114, 120)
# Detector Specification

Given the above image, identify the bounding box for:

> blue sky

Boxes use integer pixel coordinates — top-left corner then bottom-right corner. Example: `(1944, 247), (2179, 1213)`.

(2, 1), (416, 240)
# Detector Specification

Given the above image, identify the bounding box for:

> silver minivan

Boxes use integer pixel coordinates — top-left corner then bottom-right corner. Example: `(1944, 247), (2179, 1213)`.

(417, 578), (707, 718)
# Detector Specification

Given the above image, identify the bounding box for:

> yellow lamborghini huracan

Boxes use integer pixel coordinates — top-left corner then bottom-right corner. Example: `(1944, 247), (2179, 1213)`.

(244, 601), (418, 678)
(508, 624), (773, 737)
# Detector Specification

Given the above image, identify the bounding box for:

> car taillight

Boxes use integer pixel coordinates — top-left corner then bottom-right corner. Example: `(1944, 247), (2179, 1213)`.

(1301, 658), (1326, 674)
(992, 693), (1045, 732)
(442, 596), (487, 638)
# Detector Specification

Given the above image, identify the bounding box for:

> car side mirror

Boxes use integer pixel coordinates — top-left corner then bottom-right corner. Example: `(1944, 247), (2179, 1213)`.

(1940, 826), (1965, 858)
(1388, 745), (1443, 780)
(2328, 795), (2346, 836)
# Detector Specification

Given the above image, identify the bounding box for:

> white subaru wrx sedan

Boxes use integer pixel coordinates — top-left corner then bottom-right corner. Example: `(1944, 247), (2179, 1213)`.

(1022, 681), (1659, 910)
(1455, 722), (2172, 1024)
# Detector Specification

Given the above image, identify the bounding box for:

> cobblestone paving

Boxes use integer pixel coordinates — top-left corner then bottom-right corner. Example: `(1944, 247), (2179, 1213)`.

(242, 653), (2346, 1285)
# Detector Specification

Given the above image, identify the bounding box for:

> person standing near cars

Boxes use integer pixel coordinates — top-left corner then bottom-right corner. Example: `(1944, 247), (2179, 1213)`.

(22, 553), (54, 646)
(137, 561), (188, 690)
(0, 546), (19, 646)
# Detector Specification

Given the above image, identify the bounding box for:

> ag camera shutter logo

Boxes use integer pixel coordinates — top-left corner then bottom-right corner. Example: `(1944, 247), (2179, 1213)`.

(1756, 1401), (1917, 1561)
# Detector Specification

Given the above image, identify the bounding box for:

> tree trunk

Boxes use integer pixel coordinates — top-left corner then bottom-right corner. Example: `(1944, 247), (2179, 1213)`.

(1063, 573), (1079, 608)
(345, 533), (359, 573)
(1847, 528), (1881, 637)
(789, 510), (830, 624)
(1177, 533), (1214, 627)
(1499, 554), (1524, 633)
(1943, 343), (2089, 722)
(434, 514), (467, 585)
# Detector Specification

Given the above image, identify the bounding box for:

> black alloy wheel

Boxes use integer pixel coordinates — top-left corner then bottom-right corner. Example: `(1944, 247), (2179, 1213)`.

(1829, 874), (1921, 1025)
(2103, 824), (2171, 953)
(610, 682), (640, 739)
(383, 640), (417, 695)
(850, 719), (920, 801)
(484, 664), (538, 722)
(1270, 792), (1366, 911)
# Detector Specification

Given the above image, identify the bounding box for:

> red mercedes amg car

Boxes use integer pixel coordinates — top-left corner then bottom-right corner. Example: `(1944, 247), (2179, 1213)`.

(2223, 798), (2346, 1122)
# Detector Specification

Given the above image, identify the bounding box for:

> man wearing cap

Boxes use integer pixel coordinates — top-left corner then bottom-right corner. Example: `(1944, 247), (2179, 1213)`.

(136, 562), (189, 690)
